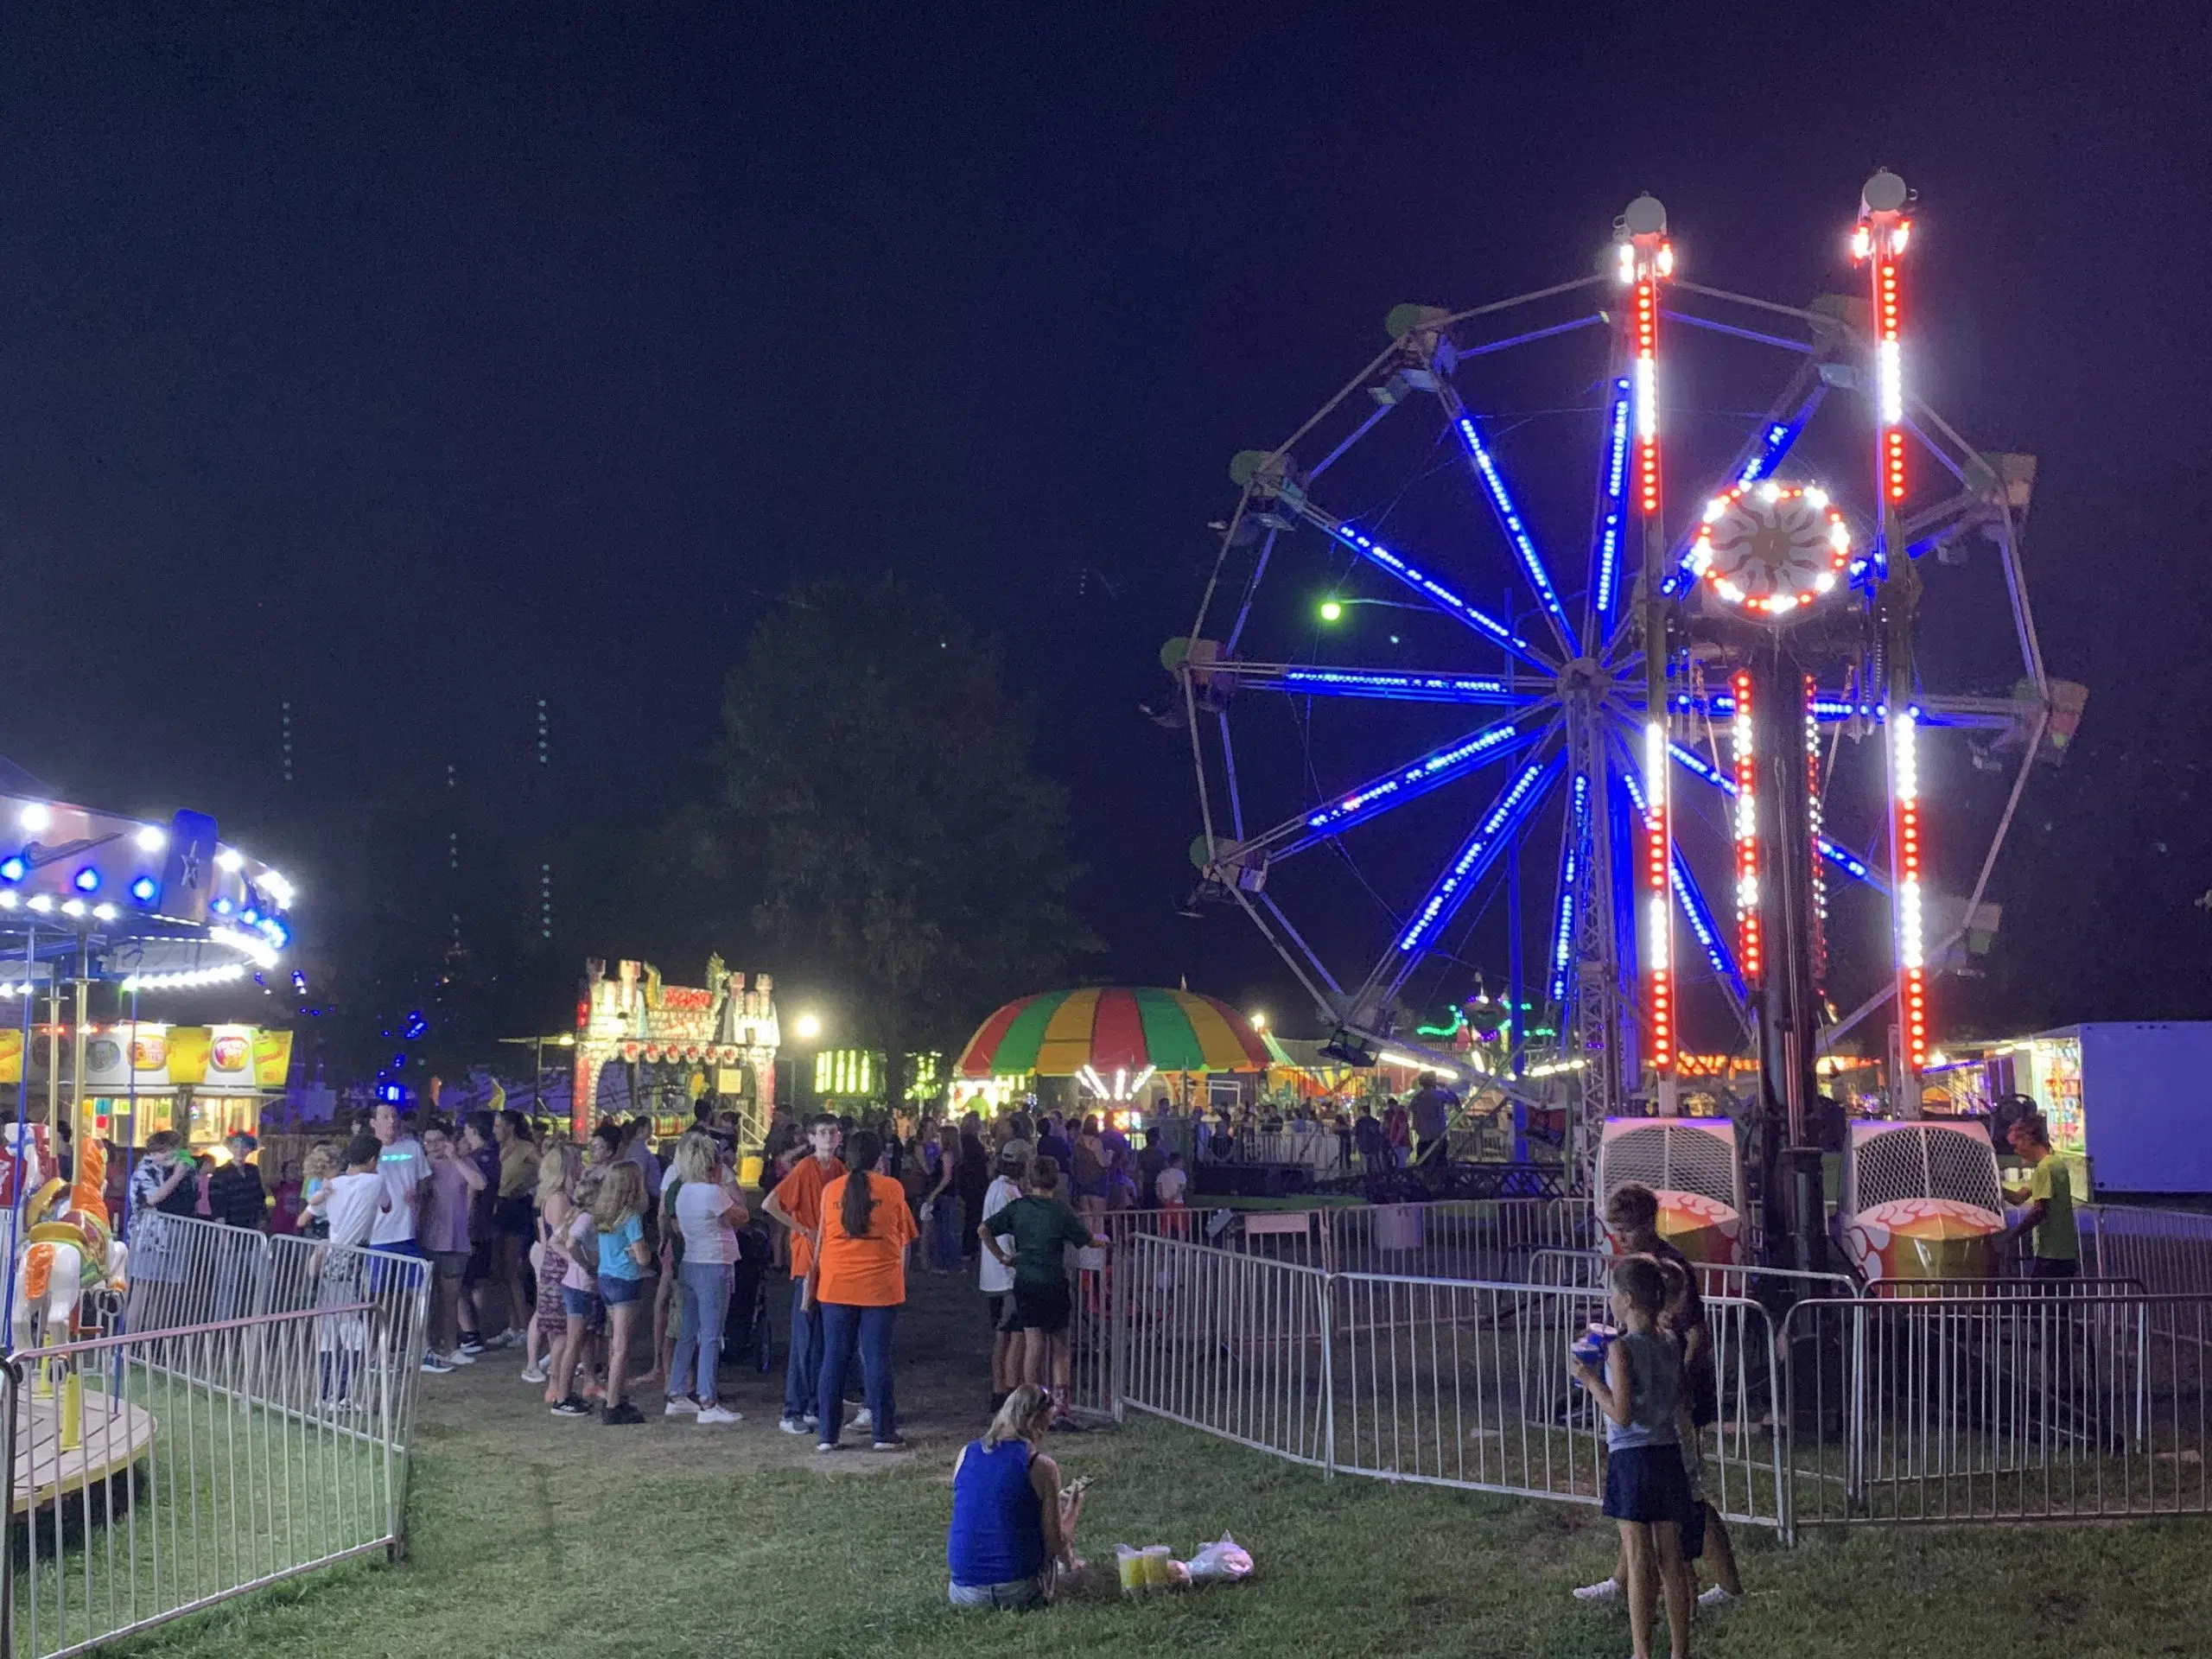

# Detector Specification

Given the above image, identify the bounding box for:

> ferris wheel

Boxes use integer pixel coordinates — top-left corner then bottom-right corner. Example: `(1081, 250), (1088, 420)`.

(1173, 174), (2064, 1158)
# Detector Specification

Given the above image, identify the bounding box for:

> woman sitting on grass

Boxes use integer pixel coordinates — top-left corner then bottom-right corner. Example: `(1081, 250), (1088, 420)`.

(947, 1385), (1088, 1609)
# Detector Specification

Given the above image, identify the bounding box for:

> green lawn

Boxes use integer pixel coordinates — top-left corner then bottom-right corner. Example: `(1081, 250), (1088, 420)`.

(92, 1387), (2212, 1657)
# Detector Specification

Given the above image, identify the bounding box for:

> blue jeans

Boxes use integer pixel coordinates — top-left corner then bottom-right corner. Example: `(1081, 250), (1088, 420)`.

(929, 1198), (963, 1272)
(671, 1261), (734, 1404)
(817, 1302), (897, 1446)
(783, 1280), (824, 1421)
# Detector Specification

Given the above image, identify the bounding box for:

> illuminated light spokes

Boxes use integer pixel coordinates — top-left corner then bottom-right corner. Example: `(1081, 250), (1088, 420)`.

(120, 963), (251, 994)
(1731, 670), (1762, 983)
(1301, 720), (1533, 835)
(1548, 771), (1592, 1003)
(1395, 754), (1562, 955)
(1806, 674), (1829, 982)
(1857, 206), (1911, 505)
(1891, 707), (1929, 1070)
(1642, 718), (1673, 1072)
(1451, 410), (1577, 652)
(1275, 668), (1516, 703)
(1316, 518), (1540, 663)
(1593, 380), (1632, 623)
(1688, 480), (1851, 615)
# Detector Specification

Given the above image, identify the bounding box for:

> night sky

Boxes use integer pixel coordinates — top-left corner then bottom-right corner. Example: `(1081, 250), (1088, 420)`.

(3, 6), (2208, 1040)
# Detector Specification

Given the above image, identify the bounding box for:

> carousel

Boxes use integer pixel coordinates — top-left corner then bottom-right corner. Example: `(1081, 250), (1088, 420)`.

(0, 782), (296, 1509)
(952, 986), (1271, 1122)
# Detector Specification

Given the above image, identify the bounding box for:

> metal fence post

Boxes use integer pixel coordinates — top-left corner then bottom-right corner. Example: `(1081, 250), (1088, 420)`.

(1319, 1271), (1336, 1481)
(1108, 1233), (1128, 1424)
(1, 1354), (19, 1653)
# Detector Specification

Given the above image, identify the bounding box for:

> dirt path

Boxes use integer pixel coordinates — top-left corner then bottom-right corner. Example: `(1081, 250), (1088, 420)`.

(410, 1262), (1030, 1478)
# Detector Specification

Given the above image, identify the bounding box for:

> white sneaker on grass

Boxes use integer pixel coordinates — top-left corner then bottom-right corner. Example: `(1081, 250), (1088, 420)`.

(1572, 1576), (1621, 1603)
(697, 1406), (741, 1426)
(1698, 1585), (1739, 1609)
(520, 1360), (549, 1384)
(442, 1348), (476, 1366)
(664, 1396), (701, 1416)
(848, 1407), (873, 1431)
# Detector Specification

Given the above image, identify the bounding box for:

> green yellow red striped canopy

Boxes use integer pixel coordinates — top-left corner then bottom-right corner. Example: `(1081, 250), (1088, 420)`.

(955, 988), (1269, 1077)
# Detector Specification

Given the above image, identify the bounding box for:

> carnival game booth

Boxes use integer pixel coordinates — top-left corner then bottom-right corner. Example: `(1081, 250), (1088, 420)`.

(1835, 1117), (2005, 1287)
(569, 956), (780, 1142)
(1596, 1116), (1749, 1266)
(4, 1023), (294, 1154)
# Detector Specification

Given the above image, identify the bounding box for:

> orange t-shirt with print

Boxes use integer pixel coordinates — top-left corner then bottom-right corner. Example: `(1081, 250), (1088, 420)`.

(772, 1154), (842, 1279)
(812, 1173), (917, 1307)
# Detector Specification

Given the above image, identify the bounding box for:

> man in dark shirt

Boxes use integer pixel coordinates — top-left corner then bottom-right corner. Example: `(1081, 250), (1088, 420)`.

(1408, 1074), (1455, 1165)
(1136, 1129), (1167, 1209)
(207, 1133), (268, 1230)
(980, 1156), (1100, 1429)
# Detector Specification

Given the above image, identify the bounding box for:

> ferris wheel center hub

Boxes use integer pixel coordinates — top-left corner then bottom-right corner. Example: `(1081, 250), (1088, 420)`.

(1556, 657), (1616, 700)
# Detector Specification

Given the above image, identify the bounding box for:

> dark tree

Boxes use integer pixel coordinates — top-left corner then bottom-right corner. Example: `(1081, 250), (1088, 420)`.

(715, 577), (1099, 1106)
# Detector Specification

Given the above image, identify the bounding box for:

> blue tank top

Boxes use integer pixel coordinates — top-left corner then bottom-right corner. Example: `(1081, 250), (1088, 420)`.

(947, 1438), (1045, 1587)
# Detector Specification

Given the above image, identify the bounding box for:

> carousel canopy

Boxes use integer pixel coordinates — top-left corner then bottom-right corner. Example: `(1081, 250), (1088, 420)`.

(956, 987), (1268, 1077)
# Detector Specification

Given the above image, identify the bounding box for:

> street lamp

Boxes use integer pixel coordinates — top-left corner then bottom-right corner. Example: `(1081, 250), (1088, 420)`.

(1249, 1010), (1268, 1031)
(792, 1011), (822, 1041)
(1319, 594), (1432, 624)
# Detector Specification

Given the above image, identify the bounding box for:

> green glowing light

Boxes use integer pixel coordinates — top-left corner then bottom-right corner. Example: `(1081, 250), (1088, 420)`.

(1319, 598), (1344, 623)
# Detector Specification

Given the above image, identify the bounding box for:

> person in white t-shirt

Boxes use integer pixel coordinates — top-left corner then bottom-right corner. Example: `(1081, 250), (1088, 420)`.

(305, 1135), (390, 1408)
(664, 1133), (748, 1426)
(978, 1142), (1029, 1414)
(369, 1103), (430, 1255)
(1154, 1153), (1188, 1209)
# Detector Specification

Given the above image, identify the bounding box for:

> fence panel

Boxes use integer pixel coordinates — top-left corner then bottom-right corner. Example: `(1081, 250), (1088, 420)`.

(1116, 1234), (1331, 1466)
(1779, 1293), (2212, 1528)
(3, 1303), (416, 1659)
(1326, 1199), (1592, 1282)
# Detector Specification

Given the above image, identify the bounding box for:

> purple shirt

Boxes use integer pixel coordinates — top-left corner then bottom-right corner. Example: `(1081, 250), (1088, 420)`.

(422, 1160), (473, 1255)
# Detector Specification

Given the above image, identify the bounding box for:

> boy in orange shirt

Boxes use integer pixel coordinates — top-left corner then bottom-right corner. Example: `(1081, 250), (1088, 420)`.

(763, 1116), (844, 1435)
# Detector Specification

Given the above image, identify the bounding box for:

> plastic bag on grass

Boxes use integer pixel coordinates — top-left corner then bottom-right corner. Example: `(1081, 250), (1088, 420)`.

(1184, 1534), (1254, 1583)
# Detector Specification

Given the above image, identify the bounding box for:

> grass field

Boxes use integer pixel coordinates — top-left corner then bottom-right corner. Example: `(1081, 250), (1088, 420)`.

(76, 1276), (2212, 1659)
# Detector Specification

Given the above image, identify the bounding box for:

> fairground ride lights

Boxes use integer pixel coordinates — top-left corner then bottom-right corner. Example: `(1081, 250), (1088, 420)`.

(207, 925), (281, 970)
(118, 963), (250, 994)
(1376, 1052), (1459, 1081)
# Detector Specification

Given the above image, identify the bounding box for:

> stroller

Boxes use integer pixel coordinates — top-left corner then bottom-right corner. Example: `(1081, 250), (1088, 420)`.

(721, 1219), (776, 1373)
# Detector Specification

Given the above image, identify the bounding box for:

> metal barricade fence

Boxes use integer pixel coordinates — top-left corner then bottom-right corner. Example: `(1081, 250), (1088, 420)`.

(1110, 1233), (1786, 1528)
(1326, 1199), (1592, 1281)
(1527, 1247), (1863, 1304)
(1116, 1233), (1332, 1467)
(2082, 1207), (2212, 1345)
(2, 1302), (418, 1658)
(1777, 1293), (2212, 1527)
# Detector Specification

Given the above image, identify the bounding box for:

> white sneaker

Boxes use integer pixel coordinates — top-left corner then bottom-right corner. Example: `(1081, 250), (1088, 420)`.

(1698, 1584), (1739, 1609)
(442, 1349), (477, 1366)
(520, 1361), (549, 1384)
(848, 1407), (873, 1431)
(664, 1396), (701, 1416)
(696, 1406), (741, 1426)
(487, 1328), (521, 1350)
(1572, 1576), (1621, 1603)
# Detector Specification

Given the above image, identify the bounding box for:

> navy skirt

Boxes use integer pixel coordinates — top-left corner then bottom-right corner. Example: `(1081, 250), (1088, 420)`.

(1602, 1442), (1695, 1526)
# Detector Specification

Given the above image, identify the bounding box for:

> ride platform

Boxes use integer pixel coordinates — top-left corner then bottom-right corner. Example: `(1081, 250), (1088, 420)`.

(12, 1392), (158, 1513)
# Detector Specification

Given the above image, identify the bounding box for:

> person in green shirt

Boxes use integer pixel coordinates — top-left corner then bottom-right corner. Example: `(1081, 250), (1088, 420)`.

(979, 1156), (1103, 1429)
(2002, 1112), (2078, 1279)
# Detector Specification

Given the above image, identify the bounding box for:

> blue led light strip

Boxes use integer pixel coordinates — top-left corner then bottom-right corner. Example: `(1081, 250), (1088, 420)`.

(1274, 668), (1521, 704)
(1450, 407), (1578, 654)
(1548, 770), (1591, 1003)
(1395, 753), (1564, 956)
(1299, 718), (1536, 838)
(1304, 510), (1550, 671)
(1592, 380), (1632, 627)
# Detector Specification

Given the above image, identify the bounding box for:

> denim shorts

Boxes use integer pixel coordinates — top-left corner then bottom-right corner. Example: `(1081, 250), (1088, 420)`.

(599, 1275), (644, 1307)
(561, 1287), (594, 1319)
(948, 1575), (1046, 1610)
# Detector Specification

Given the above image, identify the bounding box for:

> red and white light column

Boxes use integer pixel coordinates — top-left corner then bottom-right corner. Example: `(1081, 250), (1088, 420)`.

(1804, 675), (1828, 985)
(1731, 669), (1762, 984)
(1619, 194), (1675, 1103)
(1857, 169), (1929, 1092)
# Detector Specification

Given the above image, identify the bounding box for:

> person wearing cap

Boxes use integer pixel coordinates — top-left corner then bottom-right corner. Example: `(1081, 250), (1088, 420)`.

(207, 1133), (268, 1231)
(2002, 1112), (2079, 1279)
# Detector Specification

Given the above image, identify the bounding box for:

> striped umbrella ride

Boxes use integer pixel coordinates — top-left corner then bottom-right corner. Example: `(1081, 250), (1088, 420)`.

(955, 988), (1269, 1080)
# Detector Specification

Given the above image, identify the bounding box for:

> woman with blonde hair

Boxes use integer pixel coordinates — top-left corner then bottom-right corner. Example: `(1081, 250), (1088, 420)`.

(583, 1160), (652, 1425)
(664, 1132), (747, 1425)
(522, 1143), (578, 1393)
(947, 1384), (1089, 1608)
